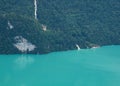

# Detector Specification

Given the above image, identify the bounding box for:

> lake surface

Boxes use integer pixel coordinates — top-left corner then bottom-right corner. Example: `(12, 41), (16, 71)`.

(0, 45), (120, 86)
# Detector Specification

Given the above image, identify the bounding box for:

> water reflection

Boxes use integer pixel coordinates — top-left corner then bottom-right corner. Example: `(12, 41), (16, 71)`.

(1, 45), (120, 86)
(14, 55), (34, 69)
(20, 83), (27, 86)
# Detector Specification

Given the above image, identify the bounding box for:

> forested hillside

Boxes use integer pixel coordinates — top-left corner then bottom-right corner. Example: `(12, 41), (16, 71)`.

(0, 0), (120, 54)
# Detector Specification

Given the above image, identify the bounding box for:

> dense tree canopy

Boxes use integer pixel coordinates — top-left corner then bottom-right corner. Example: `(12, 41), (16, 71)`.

(0, 0), (120, 54)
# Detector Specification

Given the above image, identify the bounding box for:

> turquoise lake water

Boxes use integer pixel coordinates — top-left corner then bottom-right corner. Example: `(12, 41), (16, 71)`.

(0, 45), (120, 86)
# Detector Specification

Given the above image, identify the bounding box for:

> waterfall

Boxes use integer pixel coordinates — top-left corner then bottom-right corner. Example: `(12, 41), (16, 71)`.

(8, 21), (14, 29)
(76, 44), (80, 50)
(34, 0), (37, 20)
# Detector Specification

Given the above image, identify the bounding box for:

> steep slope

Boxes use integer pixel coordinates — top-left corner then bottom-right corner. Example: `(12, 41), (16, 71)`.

(0, 0), (120, 54)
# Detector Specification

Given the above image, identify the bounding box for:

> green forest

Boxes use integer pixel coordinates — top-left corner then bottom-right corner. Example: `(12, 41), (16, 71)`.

(0, 0), (120, 54)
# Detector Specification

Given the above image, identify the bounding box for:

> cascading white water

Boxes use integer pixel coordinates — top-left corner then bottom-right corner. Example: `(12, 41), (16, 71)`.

(34, 0), (37, 20)
(76, 44), (80, 50)
(8, 21), (14, 29)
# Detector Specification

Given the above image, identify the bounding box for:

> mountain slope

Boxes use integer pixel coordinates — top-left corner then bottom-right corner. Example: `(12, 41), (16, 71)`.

(0, 0), (120, 54)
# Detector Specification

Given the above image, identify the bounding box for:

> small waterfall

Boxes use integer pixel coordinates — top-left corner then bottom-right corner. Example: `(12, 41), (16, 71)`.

(8, 21), (14, 29)
(76, 44), (80, 50)
(34, 0), (37, 20)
